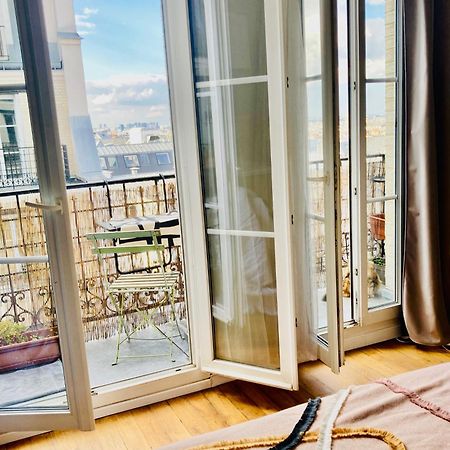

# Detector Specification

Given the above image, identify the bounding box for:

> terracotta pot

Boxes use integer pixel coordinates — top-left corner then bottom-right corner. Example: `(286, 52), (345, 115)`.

(370, 213), (385, 241)
(0, 330), (60, 373)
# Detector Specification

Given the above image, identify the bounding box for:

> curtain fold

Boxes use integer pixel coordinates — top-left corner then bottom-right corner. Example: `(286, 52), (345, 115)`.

(403, 0), (450, 345)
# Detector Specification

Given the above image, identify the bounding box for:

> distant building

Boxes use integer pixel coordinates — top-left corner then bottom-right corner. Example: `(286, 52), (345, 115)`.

(0, 0), (102, 187)
(128, 126), (171, 145)
(97, 142), (174, 179)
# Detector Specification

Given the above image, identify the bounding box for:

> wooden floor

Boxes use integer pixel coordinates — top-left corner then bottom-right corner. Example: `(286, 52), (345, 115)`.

(6, 340), (449, 449)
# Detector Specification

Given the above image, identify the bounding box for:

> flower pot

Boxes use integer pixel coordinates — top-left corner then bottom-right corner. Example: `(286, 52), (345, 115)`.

(0, 329), (60, 373)
(370, 213), (385, 241)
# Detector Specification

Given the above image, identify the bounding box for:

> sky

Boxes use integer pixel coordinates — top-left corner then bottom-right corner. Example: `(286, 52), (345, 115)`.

(74, 0), (392, 128)
(74, 0), (171, 128)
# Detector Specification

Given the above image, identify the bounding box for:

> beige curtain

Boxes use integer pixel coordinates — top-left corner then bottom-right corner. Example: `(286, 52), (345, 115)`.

(403, 0), (450, 345)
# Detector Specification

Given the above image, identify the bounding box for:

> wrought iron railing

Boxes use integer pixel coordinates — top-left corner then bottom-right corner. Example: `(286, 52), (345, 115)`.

(0, 173), (182, 340)
(0, 145), (74, 189)
(308, 153), (386, 287)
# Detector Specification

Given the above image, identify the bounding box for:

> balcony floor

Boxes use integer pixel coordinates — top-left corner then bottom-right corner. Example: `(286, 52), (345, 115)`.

(0, 322), (190, 409)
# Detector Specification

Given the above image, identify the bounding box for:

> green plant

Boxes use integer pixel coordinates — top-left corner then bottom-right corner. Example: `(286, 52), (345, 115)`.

(372, 256), (385, 266)
(0, 321), (28, 346)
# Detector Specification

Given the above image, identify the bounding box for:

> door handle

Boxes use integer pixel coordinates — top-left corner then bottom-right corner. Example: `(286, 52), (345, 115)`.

(25, 200), (63, 214)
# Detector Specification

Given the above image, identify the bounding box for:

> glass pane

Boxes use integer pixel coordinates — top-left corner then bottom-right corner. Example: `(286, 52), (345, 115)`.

(303, 0), (322, 77)
(367, 199), (397, 309)
(366, 82), (396, 199)
(199, 84), (273, 233)
(190, 0), (279, 369)
(365, 0), (396, 79)
(208, 234), (279, 369)
(0, 92), (68, 411)
(189, 0), (267, 82)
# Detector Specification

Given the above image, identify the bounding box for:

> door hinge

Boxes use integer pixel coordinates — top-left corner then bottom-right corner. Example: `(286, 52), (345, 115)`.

(295, 317), (298, 327)
(286, 76), (290, 88)
(291, 214), (294, 225)
(354, 187), (357, 195)
(355, 268), (359, 276)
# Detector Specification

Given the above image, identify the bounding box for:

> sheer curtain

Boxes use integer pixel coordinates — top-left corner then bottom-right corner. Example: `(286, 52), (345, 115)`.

(403, 0), (450, 345)
(285, 0), (319, 363)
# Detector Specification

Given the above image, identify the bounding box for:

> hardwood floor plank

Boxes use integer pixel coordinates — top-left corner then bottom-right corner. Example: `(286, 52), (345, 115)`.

(132, 401), (190, 448)
(167, 392), (229, 436)
(217, 382), (268, 421)
(5, 340), (448, 449)
(202, 388), (248, 427)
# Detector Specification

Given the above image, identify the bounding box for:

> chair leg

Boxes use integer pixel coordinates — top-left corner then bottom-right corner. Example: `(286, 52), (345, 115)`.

(169, 286), (183, 340)
(112, 293), (125, 366)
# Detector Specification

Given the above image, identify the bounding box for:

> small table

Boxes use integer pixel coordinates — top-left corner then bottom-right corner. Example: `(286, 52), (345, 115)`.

(99, 212), (179, 233)
(98, 212), (181, 273)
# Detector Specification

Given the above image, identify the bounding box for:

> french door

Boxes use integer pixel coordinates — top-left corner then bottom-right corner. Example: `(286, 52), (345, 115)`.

(164, 0), (344, 388)
(0, 0), (93, 432)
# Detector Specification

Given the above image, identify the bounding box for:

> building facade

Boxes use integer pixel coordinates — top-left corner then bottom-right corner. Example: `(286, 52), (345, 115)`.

(0, 0), (101, 186)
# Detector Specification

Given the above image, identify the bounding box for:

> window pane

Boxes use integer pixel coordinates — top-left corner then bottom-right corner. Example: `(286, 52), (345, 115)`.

(303, 0), (322, 77)
(208, 234), (279, 369)
(366, 82), (396, 199)
(107, 156), (118, 169)
(365, 0), (396, 79)
(156, 152), (170, 165)
(198, 83), (273, 233)
(189, 0), (267, 82)
(123, 154), (139, 168)
(367, 199), (397, 309)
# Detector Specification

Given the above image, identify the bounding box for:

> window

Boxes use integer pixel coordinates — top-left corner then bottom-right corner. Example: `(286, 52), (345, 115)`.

(99, 157), (107, 170)
(156, 152), (170, 165)
(343, 0), (402, 333)
(0, 96), (21, 179)
(139, 153), (150, 166)
(123, 154), (139, 168)
(107, 156), (118, 169)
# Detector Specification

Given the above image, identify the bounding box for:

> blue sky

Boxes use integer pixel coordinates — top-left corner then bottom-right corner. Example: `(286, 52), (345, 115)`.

(74, 0), (170, 127)
(74, 0), (166, 80)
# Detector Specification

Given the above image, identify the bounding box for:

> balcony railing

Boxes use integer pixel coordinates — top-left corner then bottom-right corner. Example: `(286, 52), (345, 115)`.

(308, 153), (386, 287)
(0, 152), (387, 338)
(0, 173), (183, 341)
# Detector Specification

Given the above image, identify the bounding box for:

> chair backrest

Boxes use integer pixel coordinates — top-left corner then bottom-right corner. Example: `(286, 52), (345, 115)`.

(86, 230), (165, 257)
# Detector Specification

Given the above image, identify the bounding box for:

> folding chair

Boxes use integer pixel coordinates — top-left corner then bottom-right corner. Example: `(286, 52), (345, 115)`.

(86, 229), (183, 365)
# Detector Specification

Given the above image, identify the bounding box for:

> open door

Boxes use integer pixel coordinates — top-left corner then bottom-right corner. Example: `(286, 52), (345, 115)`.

(286, 0), (344, 372)
(290, 0), (344, 372)
(164, 0), (298, 390)
(0, 0), (93, 432)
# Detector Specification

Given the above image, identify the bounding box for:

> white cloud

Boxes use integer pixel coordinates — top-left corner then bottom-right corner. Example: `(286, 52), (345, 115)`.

(91, 93), (115, 106)
(76, 7), (99, 37)
(83, 7), (99, 15)
(86, 74), (170, 127)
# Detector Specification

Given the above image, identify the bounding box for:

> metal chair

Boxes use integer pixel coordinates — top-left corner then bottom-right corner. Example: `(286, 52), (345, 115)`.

(86, 229), (183, 365)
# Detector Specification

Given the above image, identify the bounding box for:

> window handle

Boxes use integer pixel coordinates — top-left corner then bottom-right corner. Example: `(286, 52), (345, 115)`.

(25, 200), (63, 214)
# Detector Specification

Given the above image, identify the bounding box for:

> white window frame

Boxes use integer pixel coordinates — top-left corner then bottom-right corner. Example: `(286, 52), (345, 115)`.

(165, 0), (300, 390)
(345, 0), (404, 349)
(0, 0), (93, 433)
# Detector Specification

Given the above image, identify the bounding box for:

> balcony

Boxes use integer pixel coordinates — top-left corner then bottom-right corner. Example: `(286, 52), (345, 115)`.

(0, 171), (190, 408)
(0, 148), (390, 408)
